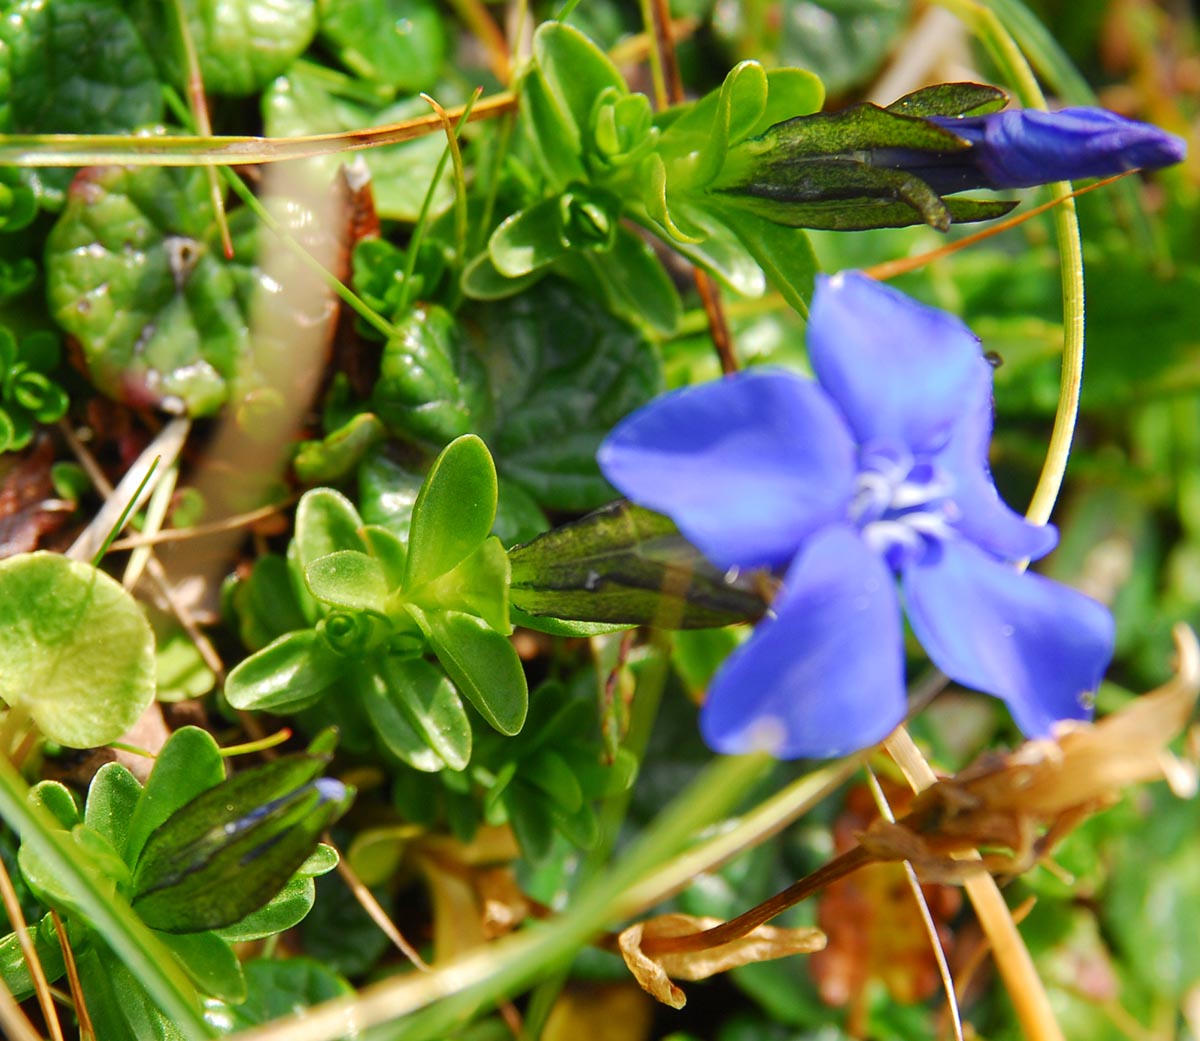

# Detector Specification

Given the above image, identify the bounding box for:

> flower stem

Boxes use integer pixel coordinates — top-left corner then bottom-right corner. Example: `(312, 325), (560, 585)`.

(886, 725), (1065, 1041)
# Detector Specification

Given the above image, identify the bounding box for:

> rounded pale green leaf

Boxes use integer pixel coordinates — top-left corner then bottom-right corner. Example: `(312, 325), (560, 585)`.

(156, 932), (245, 1004)
(224, 630), (343, 712)
(532, 22), (626, 147)
(133, 0), (317, 97)
(294, 488), (367, 570)
(45, 165), (257, 415)
(405, 435), (498, 590)
(318, 0), (446, 91)
(0, 552), (154, 748)
(305, 551), (390, 613)
(216, 876), (317, 943)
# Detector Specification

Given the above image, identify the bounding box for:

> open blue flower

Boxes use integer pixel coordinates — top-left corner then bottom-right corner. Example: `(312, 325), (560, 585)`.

(598, 272), (1114, 759)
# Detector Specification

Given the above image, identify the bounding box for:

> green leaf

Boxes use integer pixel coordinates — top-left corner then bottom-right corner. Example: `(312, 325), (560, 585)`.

(156, 931), (245, 1003)
(518, 64), (589, 188)
(125, 726), (225, 864)
(716, 206), (818, 315)
(293, 412), (386, 485)
(372, 305), (492, 445)
(84, 763), (142, 858)
(0, 0), (164, 206)
(216, 875), (317, 943)
(357, 667), (448, 772)
(412, 536), (511, 635)
(305, 551), (390, 613)
(298, 843), (340, 877)
(224, 629), (345, 712)
(45, 165), (256, 415)
(133, 0), (317, 97)
(359, 452), (425, 542)
(131, 755), (353, 933)
(749, 68), (827, 134)
(489, 198), (572, 278)
(75, 944), (192, 1041)
(482, 280), (663, 510)
(405, 434), (498, 590)
(691, 61), (769, 188)
(225, 957), (353, 1030)
(377, 654), (472, 771)
(294, 488), (368, 570)
(532, 22), (627, 152)
(645, 198), (767, 297)
(508, 500), (767, 629)
(263, 66), (453, 221)
(0, 552), (155, 748)
(579, 226), (681, 335)
(886, 82), (1008, 117)
(417, 608), (528, 735)
(0, 915), (68, 1000)
(229, 553), (314, 652)
(318, 0), (446, 92)
(363, 526), (408, 589)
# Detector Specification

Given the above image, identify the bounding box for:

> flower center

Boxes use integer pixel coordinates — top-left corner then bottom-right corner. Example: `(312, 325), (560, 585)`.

(848, 442), (958, 570)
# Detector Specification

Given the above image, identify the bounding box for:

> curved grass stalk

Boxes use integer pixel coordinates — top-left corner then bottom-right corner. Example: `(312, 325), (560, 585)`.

(0, 92), (517, 168)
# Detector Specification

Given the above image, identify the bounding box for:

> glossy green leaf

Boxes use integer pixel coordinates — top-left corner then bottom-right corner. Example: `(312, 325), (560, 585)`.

(216, 875), (317, 943)
(377, 654), (472, 771)
(45, 165), (257, 415)
(294, 488), (368, 570)
(481, 280), (663, 509)
(318, 0), (446, 91)
(646, 198), (767, 297)
(84, 763), (142, 860)
(358, 451), (425, 542)
(0, 914), (68, 1000)
(226, 957), (353, 1029)
(298, 843), (340, 878)
(579, 226), (682, 335)
(363, 525), (408, 589)
(532, 22), (626, 151)
(518, 64), (589, 188)
(125, 726), (225, 864)
(131, 755), (352, 932)
(305, 551), (390, 613)
(716, 206), (818, 314)
(157, 931), (245, 1003)
(410, 537), (509, 635)
(263, 67), (453, 221)
(0, 552), (155, 748)
(372, 305), (492, 445)
(133, 0), (317, 97)
(508, 500), (767, 629)
(224, 629), (344, 712)
(229, 553), (315, 652)
(489, 198), (572, 278)
(405, 434), (498, 590)
(75, 944), (194, 1041)
(418, 607), (528, 735)
(293, 412), (386, 485)
(749, 68), (827, 134)
(357, 667), (449, 772)
(0, 0), (163, 206)
(691, 61), (769, 189)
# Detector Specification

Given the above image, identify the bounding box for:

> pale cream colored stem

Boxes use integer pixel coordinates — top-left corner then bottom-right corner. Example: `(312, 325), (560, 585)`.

(886, 726), (1065, 1041)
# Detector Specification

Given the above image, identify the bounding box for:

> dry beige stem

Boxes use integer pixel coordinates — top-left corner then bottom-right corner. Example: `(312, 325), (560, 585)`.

(864, 624), (1200, 879)
(618, 913), (825, 1008)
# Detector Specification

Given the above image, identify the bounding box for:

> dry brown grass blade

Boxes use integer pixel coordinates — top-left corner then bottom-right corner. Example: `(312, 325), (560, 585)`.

(0, 846), (63, 1041)
(50, 912), (94, 1041)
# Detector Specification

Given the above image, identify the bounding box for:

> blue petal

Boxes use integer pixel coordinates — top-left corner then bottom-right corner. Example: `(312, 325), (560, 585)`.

(903, 539), (1114, 738)
(937, 364), (1058, 561)
(930, 107), (1187, 188)
(701, 525), (905, 759)
(597, 370), (857, 570)
(807, 272), (986, 454)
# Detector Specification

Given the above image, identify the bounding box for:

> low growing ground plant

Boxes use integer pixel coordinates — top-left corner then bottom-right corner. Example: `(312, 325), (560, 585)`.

(0, 2), (1197, 1040)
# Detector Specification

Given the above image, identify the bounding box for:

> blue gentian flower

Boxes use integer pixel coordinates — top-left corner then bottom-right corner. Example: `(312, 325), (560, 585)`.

(921, 106), (1188, 192)
(597, 272), (1114, 759)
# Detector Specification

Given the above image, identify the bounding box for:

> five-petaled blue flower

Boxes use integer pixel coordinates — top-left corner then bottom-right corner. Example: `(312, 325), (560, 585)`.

(598, 272), (1115, 759)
